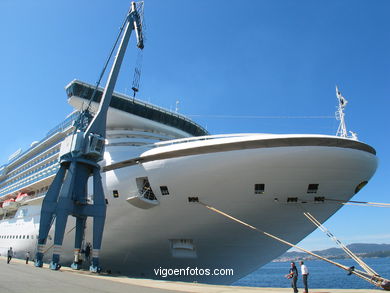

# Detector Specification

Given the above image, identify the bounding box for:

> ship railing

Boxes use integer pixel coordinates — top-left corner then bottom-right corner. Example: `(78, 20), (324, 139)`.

(0, 167), (59, 199)
(3, 150), (60, 187)
(0, 160), (58, 191)
(66, 80), (208, 136)
(7, 112), (79, 168)
(5, 112), (79, 168)
(46, 112), (80, 138)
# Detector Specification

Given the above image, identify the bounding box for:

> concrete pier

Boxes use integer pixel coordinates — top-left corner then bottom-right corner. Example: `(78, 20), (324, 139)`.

(0, 257), (380, 293)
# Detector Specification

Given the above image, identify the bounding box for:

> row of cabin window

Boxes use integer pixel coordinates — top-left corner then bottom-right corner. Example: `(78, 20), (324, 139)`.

(7, 147), (60, 179)
(254, 183), (319, 194)
(6, 159), (58, 187)
(0, 234), (37, 240)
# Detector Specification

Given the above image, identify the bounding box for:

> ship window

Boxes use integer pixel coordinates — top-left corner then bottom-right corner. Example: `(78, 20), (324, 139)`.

(112, 190), (119, 198)
(23, 235), (25, 239)
(254, 184), (265, 194)
(27, 235), (29, 239)
(287, 197), (298, 203)
(160, 186), (169, 195)
(307, 184), (319, 194)
(31, 235), (34, 239)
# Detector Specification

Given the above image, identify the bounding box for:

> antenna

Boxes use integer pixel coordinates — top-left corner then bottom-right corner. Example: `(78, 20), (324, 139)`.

(335, 85), (348, 138)
(175, 100), (180, 113)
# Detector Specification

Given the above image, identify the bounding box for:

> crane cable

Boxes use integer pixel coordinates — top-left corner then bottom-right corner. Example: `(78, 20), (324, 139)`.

(302, 211), (377, 276)
(196, 200), (390, 290)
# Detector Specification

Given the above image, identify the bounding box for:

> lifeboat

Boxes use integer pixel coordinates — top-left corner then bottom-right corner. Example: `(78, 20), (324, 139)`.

(3, 198), (17, 209)
(15, 193), (29, 203)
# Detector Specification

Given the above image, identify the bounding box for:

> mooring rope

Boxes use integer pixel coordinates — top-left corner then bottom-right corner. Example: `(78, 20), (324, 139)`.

(302, 211), (378, 276)
(326, 199), (390, 208)
(197, 201), (390, 290)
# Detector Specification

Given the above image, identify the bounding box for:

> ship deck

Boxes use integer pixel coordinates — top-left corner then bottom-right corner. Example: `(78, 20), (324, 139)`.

(0, 257), (380, 293)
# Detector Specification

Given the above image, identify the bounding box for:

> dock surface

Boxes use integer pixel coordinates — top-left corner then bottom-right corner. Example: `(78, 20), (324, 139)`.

(0, 257), (380, 293)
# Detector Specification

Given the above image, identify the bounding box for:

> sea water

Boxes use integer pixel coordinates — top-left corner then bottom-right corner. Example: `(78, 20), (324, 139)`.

(233, 257), (390, 289)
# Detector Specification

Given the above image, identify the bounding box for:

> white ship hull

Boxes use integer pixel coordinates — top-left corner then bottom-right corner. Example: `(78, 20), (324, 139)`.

(0, 134), (377, 284)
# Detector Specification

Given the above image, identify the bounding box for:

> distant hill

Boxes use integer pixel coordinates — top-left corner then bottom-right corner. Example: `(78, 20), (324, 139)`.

(274, 243), (390, 262)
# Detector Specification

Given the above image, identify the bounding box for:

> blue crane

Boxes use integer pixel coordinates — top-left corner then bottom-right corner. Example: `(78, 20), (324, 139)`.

(35, 1), (144, 273)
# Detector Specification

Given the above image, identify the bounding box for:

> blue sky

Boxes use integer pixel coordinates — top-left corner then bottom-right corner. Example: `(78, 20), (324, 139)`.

(0, 0), (389, 251)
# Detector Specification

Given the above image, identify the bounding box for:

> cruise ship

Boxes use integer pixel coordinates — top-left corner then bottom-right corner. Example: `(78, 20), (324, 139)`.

(0, 79), (377, 284)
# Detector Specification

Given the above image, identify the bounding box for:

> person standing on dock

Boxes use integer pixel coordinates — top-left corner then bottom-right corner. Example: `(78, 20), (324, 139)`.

(300, 261), (309, 293)
(286, 261), (299, 293)
(7, 247), (13, 264)
(25, 251), (30, 264)
(85, 242), (91, 263)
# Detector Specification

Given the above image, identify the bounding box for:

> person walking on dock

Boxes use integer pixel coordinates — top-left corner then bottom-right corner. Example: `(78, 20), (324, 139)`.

(286, 261), (299, 293)
(300, 261), (309, 293)
(25, 251), (31, 264)
(7, 247), (13, 264)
